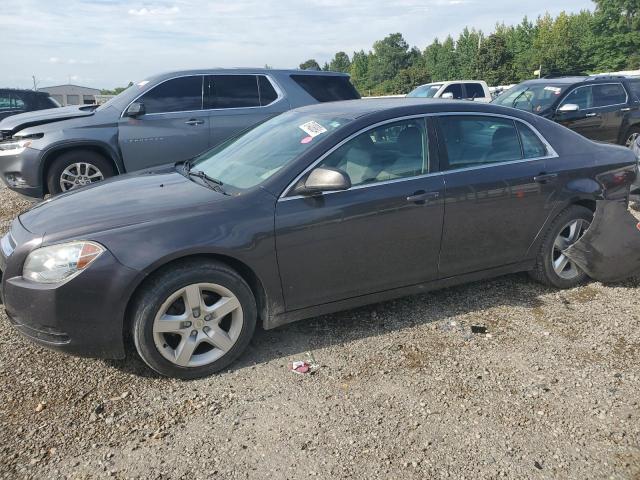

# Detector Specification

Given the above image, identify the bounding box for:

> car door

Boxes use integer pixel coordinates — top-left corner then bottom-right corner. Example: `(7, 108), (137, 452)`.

(118, 75), (210, 171)
(554, 85), (603, 140)
(435, 114), (557, 277)
(275, 117), (445, 310)
(205, 74), (288, 148)
(441, 83), (463, 100)
(463, 83), (487, 102)
(590, 83), (630, 143)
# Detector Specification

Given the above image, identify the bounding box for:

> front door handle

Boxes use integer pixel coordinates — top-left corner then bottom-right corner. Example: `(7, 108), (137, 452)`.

(185, 119), (205, 126)
(407, 191), (439, 204)
(585, 112), (599, 118)
(534, 173), (558, 184)
(620, 107), (632, 112)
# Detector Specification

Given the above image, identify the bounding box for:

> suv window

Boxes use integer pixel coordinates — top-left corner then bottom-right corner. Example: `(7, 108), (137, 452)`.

(0, 92), (25, 111)
(290, 75), (360, 102)
(628, 80), (640, 101)
(517, 123), (547, 158)
(319, 118), (427, 186)
(560, 86), (594, 110)
(465, 83), (485, 100)
(439, 116), (522, 169)
(140, 76), (203, 114)
(592, 83), (627, 107)
(258, 76), (278, 105)
(206, 75), (260, 109)
(442, 83), (463, 99)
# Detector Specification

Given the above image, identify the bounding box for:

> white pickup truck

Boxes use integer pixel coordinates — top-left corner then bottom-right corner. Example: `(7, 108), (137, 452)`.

(406, 80), (492, 102)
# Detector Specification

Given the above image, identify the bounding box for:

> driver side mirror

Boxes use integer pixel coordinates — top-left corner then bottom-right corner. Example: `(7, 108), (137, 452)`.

(125, 102), (146, 117)
(558, 103), (579, 113)
(295, 167), (351, 196)
(441, 92), (454, 100)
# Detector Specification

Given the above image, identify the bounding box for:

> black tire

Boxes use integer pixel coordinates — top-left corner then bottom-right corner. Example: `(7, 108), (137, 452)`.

(131, 260), (257, 379)
(529, 205), (593, 289)
(623, 126), (640, 148)
(46, 150), (115, 195)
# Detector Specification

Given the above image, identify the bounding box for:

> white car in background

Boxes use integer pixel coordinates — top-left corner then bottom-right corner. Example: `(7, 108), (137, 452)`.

(407, 80), (492, 102)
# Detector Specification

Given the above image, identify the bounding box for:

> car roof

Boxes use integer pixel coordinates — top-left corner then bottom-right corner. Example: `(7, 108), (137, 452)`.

(520, 76), (632, 86)
(291, 98), (524, 119)
(148, 68), (350, 82)
(0, 88), (50, 96)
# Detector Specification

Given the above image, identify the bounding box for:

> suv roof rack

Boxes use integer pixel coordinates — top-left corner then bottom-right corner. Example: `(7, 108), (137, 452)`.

(584, 74), (628, 81)
(542, 73), (586, 79)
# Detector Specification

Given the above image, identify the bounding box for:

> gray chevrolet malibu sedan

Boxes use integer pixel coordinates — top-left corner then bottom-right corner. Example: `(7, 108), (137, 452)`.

(0, 69), (359, 197)
(1, 99), (637, 379)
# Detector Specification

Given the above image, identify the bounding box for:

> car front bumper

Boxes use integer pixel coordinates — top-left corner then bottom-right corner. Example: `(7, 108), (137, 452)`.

(0, 222), (140, 359)
(0, 146), (45, 198)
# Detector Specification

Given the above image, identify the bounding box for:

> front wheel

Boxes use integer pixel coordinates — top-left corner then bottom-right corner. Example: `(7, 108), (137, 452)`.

(624, 126), (640, 149)
(529, 205), (593, 288)
(131, 260), (257, 379)
(46, 150), (115, 195)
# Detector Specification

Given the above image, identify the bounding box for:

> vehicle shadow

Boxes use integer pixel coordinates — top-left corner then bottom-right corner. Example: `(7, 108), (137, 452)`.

(102, 273), (558, 378)
(229, 272), (553, 372)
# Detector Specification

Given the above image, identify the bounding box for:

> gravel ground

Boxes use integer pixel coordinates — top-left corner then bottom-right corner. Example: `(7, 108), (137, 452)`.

(1, 185), (639, 480)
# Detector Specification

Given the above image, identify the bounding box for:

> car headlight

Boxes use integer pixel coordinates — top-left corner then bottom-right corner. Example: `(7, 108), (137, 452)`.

(0, 139), (32, 156)
(23, 241), (105, 284)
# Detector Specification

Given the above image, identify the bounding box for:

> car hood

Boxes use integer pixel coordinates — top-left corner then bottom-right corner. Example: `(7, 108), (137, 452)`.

(19, 167), (229, 241)
(0, 105), (97, 136)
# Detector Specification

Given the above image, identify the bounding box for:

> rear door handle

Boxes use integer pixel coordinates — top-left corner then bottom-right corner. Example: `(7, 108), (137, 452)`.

(621, 107), (632, 112)
(534, 173), (558, 184)
(407, 191), (439, 204)
(185, 119), (205, 126)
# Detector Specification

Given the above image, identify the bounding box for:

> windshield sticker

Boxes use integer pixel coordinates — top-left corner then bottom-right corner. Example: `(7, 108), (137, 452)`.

(299, 121), (327, 138)
(300, 136), (313, 144)
(544, 86), (562, 94)
(329, 121), (342, 128)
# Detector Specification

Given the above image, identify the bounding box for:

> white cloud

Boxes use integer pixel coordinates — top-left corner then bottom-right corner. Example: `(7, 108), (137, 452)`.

(3, 0), (594, 89)
(128, 5), (180, 16)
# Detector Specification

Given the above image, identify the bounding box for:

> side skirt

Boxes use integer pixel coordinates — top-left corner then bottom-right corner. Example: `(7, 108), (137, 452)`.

(265, 260), (534, 330)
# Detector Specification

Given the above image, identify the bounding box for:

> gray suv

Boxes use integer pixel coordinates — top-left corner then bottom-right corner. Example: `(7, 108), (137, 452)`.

(0, 69), (360, 197)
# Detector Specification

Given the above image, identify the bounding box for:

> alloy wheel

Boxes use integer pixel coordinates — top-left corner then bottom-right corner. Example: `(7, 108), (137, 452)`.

(625, 132), (639, 149)
(551, 218), (590, 280)
(60, 162), (104, 191)
(152, 283), (244, 368)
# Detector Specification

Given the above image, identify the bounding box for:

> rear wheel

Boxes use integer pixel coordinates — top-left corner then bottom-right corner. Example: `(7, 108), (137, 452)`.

(624, 126), (640, 148)
(131, 261), (257, 379)
(46, 150), (115, 195)
(529, 205), (593, 288)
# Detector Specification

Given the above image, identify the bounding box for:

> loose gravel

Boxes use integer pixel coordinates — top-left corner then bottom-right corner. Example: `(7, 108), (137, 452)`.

(1, 186), (639, 480)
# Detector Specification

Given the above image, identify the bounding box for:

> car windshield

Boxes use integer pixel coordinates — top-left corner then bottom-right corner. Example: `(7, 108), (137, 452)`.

(492, 83), (568, 113)
(407, 84), (442, 98)
(96, 80), (149, 111)
(189, 111), (353, 190)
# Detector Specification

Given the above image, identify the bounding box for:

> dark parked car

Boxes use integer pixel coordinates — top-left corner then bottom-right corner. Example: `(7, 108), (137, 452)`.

(492, 75), (640, 147)
(0, 89), (59, 121)
(1, 99), (637, 378)
(0, 69), (360, 197)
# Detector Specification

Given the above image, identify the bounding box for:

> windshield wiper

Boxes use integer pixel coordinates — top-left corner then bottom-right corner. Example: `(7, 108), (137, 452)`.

(187, 168), (228, 195)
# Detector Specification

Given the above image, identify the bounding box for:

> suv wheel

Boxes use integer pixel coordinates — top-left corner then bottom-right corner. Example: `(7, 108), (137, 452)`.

(624, 126), (640, 148)
(529, 205), (593, 289)
(47, 150), (115, 194)
(131, 260), (257, 379)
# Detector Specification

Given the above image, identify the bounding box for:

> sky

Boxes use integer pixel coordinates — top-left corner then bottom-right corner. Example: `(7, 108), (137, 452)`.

(1, 0), (595, 90)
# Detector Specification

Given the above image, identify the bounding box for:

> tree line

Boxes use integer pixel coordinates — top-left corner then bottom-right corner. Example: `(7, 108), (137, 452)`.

(299, 0), (640, 96)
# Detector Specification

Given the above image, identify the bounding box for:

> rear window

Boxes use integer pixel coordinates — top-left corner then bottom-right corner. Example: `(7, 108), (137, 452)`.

(628, 80), (640, 101)
(465, 83), (485, 100)
(258, 75), (279, 105)
(290, 75), (360, 102)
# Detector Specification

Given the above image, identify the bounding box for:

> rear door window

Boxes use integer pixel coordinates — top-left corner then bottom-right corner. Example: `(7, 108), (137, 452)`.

(290, 75), (360, 102)
(517, 123), (548, 158)
(442, 83), (463, 99)
(140, 75), (203, 114)
(439, 116), (523, 169)
(258, 76), (279, 106)
(206, 75), (260, 109)
(464, 83), (485, 100)
(627, 80), (640, 101)
(592, 83), (627, 107)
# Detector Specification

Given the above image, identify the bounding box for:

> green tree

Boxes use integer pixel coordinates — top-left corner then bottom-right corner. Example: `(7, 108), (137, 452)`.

(475, 33), (514, 85)
(367, 33), (413, 84)
(299, 59), (321, 70)
(329, 51), (351, 72)
(391, 65), (431, 94)
(349, 50), (370, 93)
(456, 28), (483, 79)
(592, 0), (640, 70)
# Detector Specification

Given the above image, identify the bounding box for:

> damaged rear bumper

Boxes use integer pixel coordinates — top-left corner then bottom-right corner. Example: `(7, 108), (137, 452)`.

(564, 200), (640, 282)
